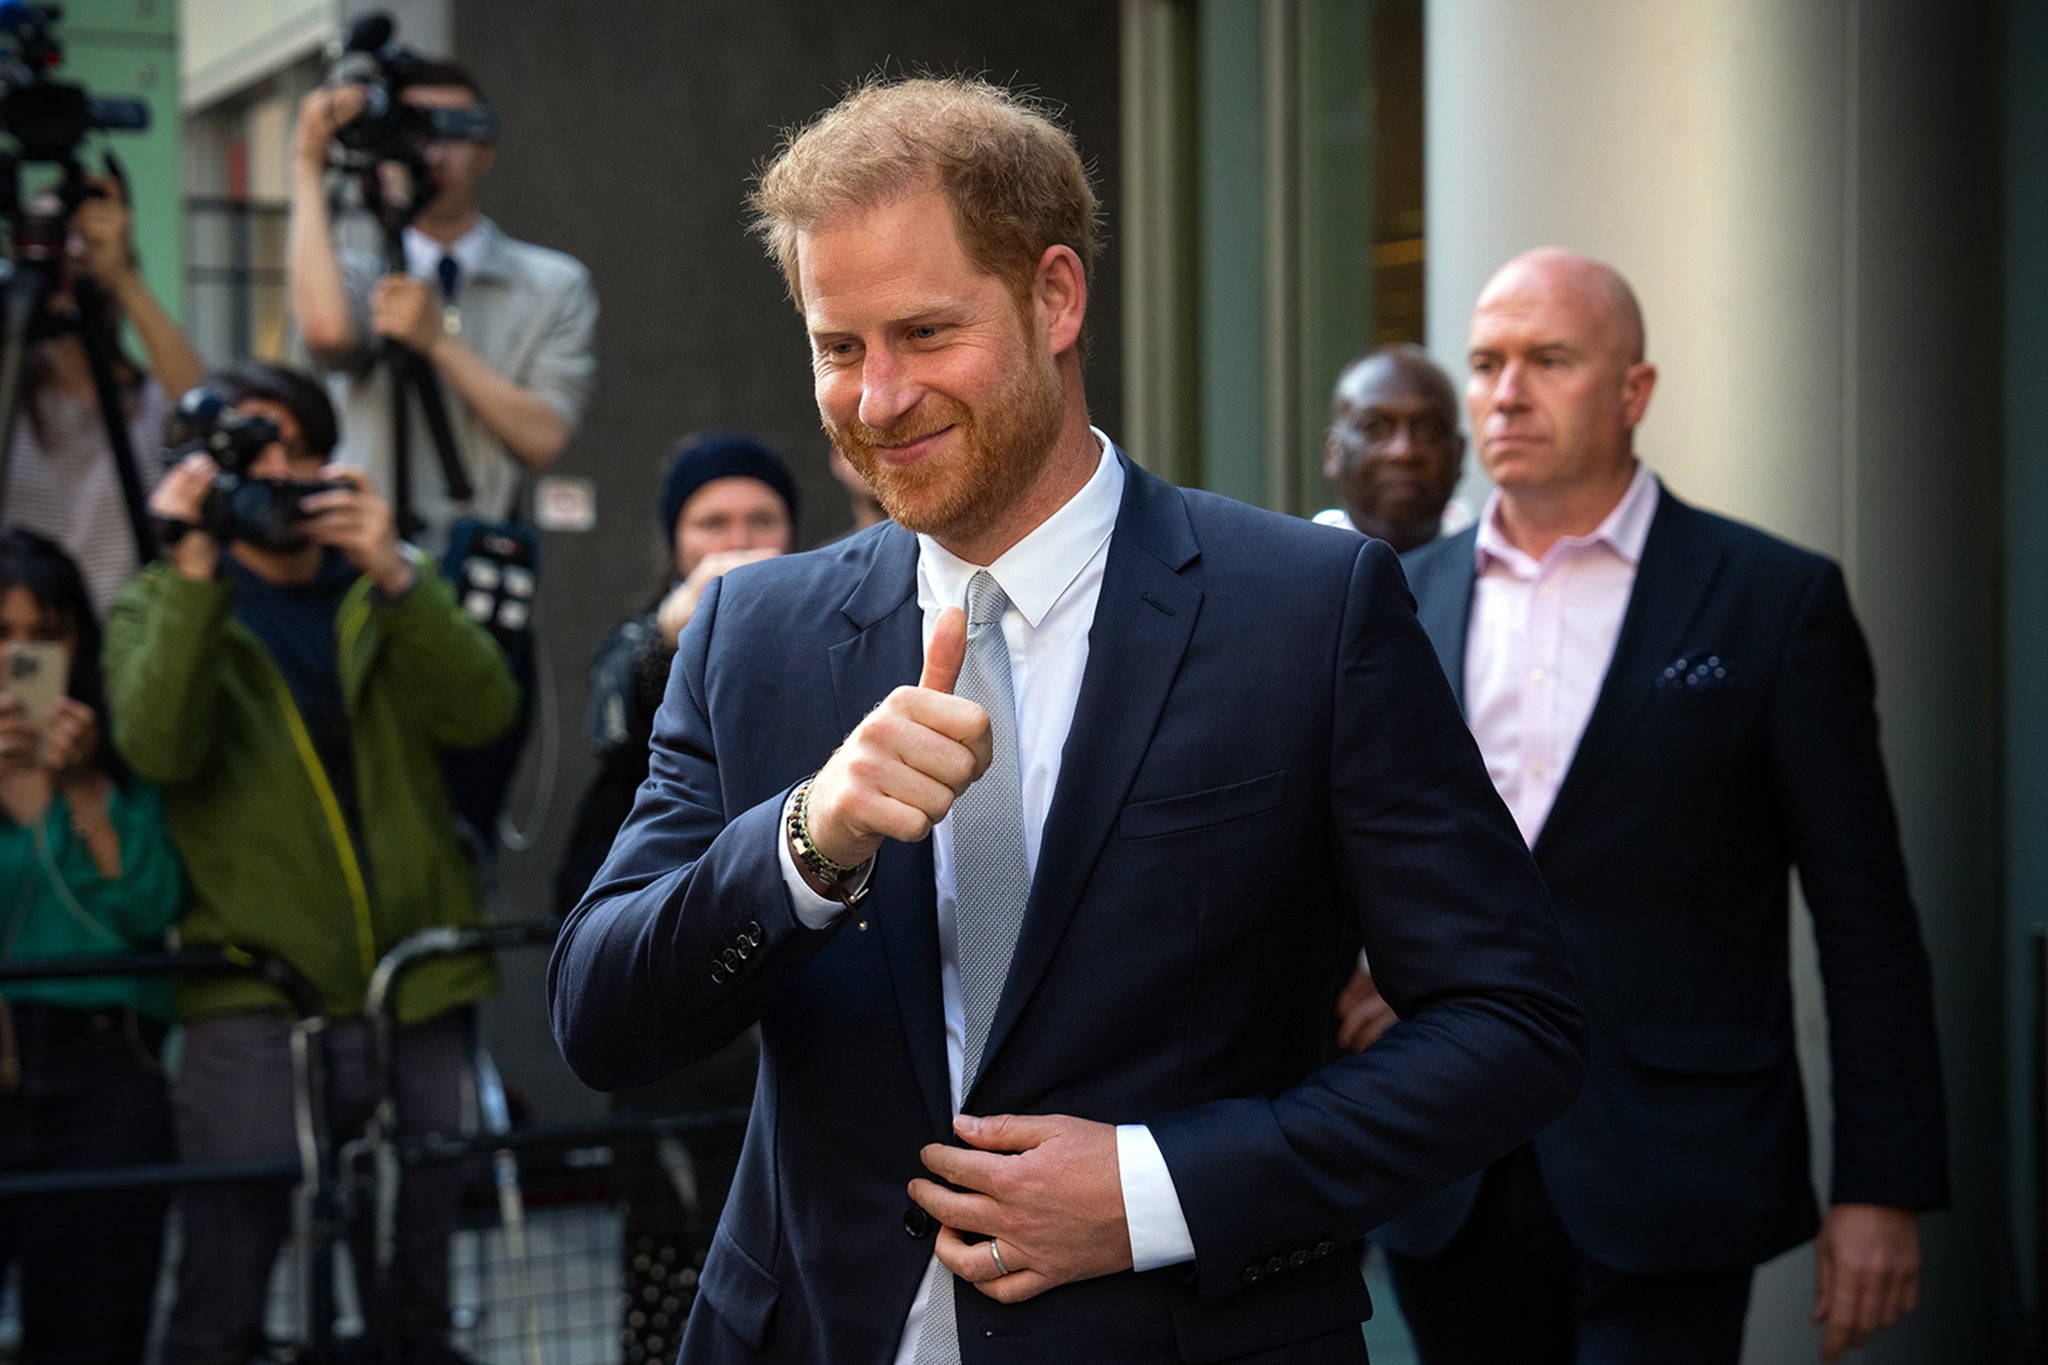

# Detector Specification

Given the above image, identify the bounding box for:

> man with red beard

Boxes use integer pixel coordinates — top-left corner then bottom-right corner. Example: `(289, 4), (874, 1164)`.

(550, 77), (1585, 1365)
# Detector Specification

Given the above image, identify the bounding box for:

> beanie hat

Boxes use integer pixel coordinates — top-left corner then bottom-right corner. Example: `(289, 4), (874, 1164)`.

(658, 431), (801, 539)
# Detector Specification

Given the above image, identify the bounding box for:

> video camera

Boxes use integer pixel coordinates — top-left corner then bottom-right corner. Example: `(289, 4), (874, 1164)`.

(0, 3), (158, 565)
(163, 387), (345, 551)
(0, 0), (148, 282)
(324, 11), (496, 177)
(0, 1), (146, 168)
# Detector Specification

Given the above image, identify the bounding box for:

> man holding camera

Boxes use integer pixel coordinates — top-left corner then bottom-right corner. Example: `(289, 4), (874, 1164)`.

(288, 58), (596, 546)
(103, 361), (517, 1364)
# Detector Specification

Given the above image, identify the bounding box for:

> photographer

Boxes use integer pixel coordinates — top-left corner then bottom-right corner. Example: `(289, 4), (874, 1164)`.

(288, 57), (596, 548)
(0, 527), (181, 1365)
(102, 361), (517, 1364)
(3, 176), (206, 614)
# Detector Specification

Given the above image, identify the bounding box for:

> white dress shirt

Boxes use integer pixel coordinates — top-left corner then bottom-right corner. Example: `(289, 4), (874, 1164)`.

(1311, 500), (1473, 538)
(401, 222), (489, 289)
(1464, 463), (1660, 845)
(775, 433), (1196, 1362)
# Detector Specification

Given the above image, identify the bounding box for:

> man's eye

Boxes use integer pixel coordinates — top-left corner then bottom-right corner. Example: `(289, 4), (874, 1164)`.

(1362, 418), (1395, 442)
(1413, 417), (1449, 441)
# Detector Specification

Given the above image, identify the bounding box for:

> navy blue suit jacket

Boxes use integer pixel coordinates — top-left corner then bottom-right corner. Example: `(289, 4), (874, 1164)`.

(550, 455), (1587, 1363)
(1376, 484), (1948, 1275)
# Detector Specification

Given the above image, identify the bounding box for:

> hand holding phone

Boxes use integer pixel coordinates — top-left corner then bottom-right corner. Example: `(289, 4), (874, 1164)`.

(1, 641), (70, 768)
(38, 698), (99, 775)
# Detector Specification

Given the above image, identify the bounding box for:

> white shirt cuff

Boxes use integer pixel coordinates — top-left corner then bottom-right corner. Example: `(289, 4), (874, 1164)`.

(777, 790), (848, 930)
(1116, 1123), (1196, 1271)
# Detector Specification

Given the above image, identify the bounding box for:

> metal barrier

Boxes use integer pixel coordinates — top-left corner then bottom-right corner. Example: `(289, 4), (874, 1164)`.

(351, 919), (748, 1365)
(0, 945), (346, 1358)
(0, 929), (752, 1364)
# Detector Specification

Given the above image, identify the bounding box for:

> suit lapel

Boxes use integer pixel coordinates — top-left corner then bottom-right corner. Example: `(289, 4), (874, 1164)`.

(826, 526), (951, 1132)
(1406, 530), (1479, 709)
(968, 456), (1202, 1100)
(1533, 488), (1725, 859)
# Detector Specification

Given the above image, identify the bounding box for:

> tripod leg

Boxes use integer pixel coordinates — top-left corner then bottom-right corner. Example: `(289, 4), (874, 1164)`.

(0, 263), (52, 528)
(71, 278), (157, 566)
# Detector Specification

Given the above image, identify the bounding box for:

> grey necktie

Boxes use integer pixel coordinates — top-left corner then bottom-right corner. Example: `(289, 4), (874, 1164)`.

(913, 569), (1029, 1365)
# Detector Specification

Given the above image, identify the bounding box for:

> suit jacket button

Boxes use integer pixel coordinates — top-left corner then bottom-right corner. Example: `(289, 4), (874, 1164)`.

(903, 1207), (933, 1239)
(747, 919), (764, 938)
(1241, 1265), (1261, 1285)
(709, 964), (728, 985)
(1313, 1240), (1336, 1258)
(721, 948), (739, 968)
(1288, 1249), (1310, 1268)
(1264, 1255), (1285, 1276)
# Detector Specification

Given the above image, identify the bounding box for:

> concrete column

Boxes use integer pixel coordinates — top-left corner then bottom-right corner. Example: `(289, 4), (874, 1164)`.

(1424, 3), (2002, 1361)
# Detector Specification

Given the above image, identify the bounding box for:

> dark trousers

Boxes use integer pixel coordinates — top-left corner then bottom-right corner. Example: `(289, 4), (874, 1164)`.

(0, 1002), (173, 1365)
(1384, 1146), (1754, 1365)
(161, 1011), (469, 1365)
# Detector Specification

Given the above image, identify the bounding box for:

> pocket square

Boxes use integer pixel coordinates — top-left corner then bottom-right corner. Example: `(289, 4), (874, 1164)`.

(1657, 651), (1733, 690)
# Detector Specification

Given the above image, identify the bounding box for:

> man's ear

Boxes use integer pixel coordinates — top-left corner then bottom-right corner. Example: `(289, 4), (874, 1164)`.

(1621, 362), (1657, 427)
(1034, 245), (1086, 357)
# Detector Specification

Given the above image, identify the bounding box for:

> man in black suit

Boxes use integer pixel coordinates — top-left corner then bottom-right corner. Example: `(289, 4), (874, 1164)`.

(549, 78), (1587, 1363)
(1358, 248), (1947, 1364)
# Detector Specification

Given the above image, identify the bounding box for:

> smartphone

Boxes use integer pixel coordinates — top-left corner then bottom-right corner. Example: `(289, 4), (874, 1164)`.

(3, 640), (70, 729)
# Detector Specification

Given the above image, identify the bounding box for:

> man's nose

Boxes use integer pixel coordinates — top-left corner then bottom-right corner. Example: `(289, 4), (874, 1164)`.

(857, 350), (921, 431)
(1490, 361), (1532, 411)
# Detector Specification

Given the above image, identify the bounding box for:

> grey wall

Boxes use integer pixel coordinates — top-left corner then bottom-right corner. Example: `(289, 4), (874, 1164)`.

(1425, 1), (2004, 1359)
(443, 2), (1123, 1122)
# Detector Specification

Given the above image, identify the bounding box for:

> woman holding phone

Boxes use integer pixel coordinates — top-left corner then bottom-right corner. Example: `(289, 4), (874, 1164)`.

(0, 527), (181, 1364)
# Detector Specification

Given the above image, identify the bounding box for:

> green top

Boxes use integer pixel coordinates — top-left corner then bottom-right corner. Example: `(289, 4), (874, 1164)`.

(102, 555), (519, 1024)
(0, 781), (183, 1020)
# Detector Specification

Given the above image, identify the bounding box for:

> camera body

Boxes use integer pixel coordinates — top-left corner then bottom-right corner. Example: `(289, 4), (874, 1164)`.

(326, 12), (496, 174)
(165, 388), (343, 551)
(0, 3), (148, 166)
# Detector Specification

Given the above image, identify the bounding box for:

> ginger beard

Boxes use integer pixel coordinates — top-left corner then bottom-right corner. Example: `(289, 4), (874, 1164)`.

(823, 305), (1066, 548)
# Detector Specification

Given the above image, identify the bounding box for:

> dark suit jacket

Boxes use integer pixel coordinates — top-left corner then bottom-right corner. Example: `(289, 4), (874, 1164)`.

(1376, 483), (1948, 1275)
(550, 455), (1587, 1363)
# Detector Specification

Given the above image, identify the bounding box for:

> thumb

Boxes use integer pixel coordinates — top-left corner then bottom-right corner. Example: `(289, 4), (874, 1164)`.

(954, 1112), (1059, 1153)
(1812, 1234), (1834, 1324)
(920, 606), (967, 694)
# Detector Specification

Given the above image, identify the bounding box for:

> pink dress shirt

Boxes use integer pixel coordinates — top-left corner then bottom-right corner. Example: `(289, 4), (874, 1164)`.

(1465, 464), (1660, 846)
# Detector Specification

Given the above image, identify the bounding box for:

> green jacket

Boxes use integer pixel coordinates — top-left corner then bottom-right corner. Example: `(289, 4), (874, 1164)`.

(0, 782), (183, 1020)
(102, 556), (518, 1024)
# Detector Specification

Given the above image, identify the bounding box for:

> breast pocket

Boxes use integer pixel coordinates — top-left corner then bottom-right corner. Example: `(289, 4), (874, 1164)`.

(1118, 770), (1287, 841)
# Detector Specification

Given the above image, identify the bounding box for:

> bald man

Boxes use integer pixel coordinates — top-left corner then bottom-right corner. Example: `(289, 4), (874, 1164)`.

(1314, 343), (1470, 551)
(1362, 249), (1948, 1364)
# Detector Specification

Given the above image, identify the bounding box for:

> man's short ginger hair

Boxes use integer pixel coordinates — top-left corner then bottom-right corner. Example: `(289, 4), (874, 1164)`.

(749, 75), (1101, 315)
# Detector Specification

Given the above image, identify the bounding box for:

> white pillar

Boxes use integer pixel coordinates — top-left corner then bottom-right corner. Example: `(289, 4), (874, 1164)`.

(1425, 4), (2002, 1362)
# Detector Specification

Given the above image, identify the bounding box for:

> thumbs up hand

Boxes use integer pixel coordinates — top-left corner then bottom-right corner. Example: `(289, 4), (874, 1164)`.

(798, 607), (995, 878)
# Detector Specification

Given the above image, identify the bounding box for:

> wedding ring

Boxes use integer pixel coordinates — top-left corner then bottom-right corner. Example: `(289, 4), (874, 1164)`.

(989, 1239), (1011, 1276)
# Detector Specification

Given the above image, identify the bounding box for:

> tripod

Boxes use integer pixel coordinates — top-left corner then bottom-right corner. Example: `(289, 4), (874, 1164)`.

(0, 154), (155, 567)
(341, 142), (471, 540)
